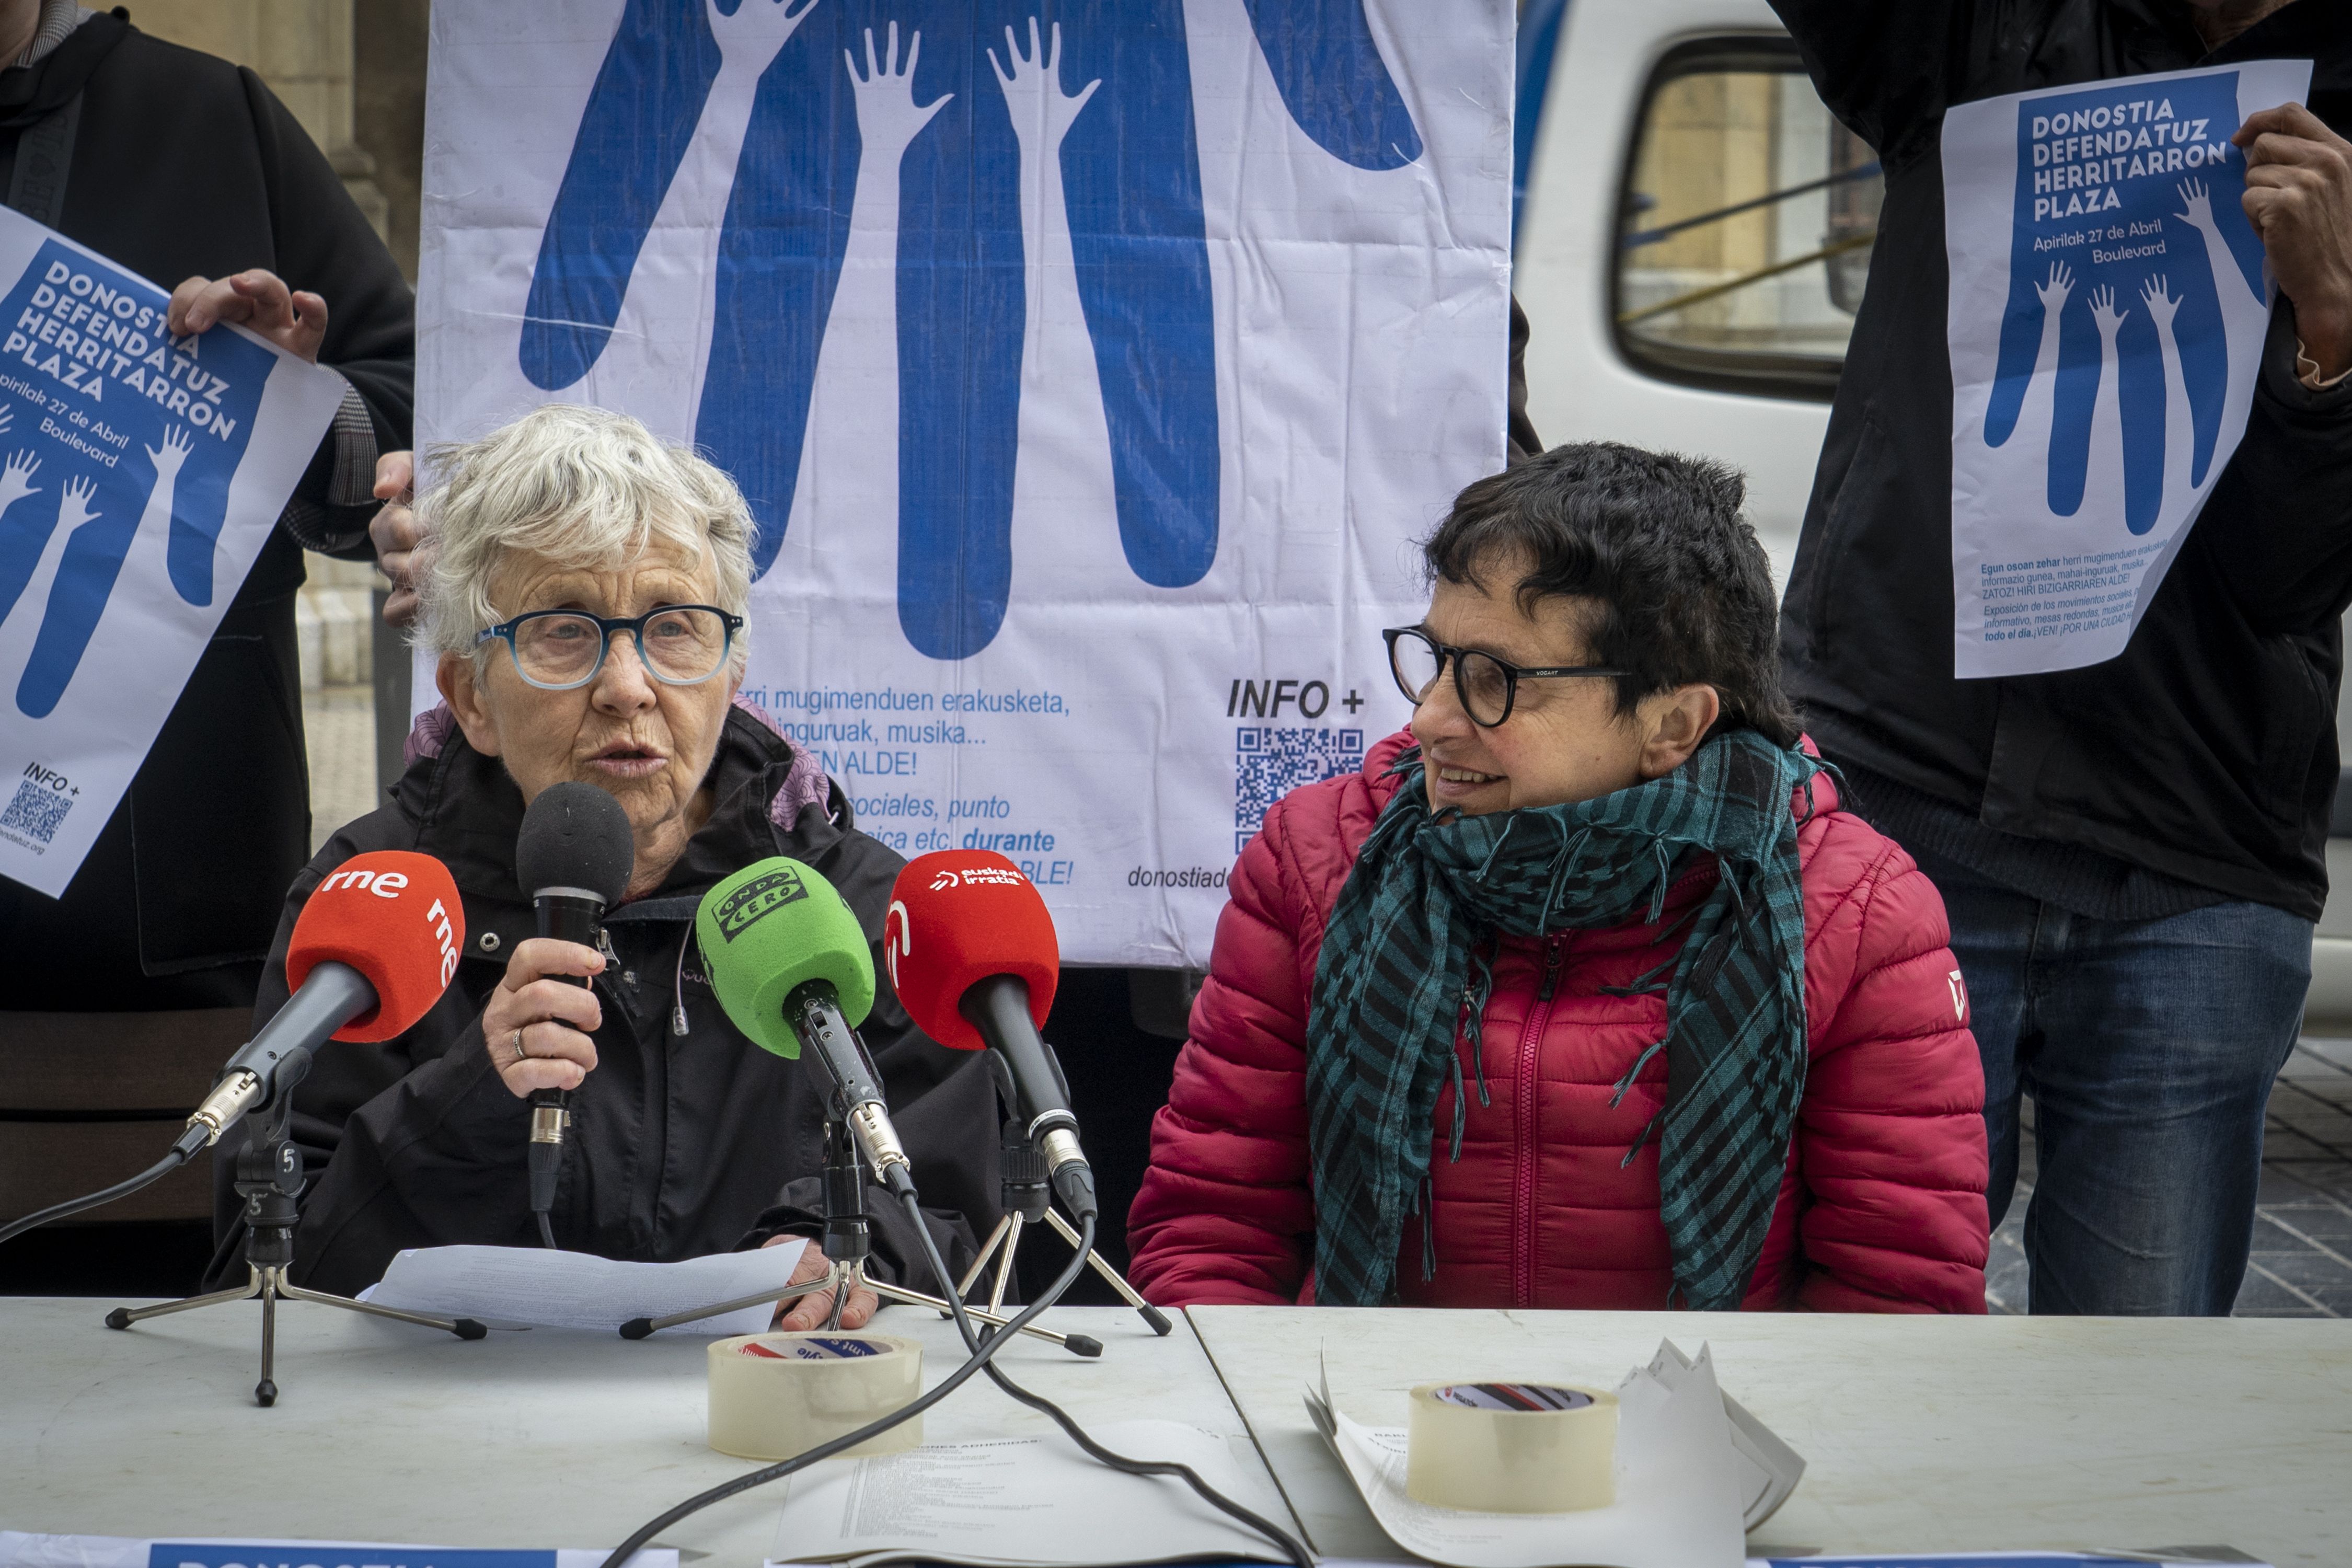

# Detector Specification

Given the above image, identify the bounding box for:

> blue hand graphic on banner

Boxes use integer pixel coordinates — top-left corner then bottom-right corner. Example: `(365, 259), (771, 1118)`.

(19, 430), (193, 717)
(1240, 0), (1422, 170)
(519, 0), (724, 391)
(526, 0), (1419, 659)
(1980, 72), (2267, 534)
(0, 441), (47, 623)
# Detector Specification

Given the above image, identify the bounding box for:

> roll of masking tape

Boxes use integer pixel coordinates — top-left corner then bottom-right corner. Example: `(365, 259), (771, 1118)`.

(707, 1331), (924, 1461)
(1404, 1382), (1618, 1513)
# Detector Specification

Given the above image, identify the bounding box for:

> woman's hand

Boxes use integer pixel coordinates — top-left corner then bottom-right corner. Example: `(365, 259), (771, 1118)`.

(371, 450), (422, 628)
(767, 1234), (879, 1330)
(167, 270), (327, 362)
(481, 936), (605, 1098)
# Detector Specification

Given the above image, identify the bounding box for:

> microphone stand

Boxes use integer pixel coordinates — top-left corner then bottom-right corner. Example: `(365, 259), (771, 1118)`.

(619, 1116), (1102, 1355)
(956, 1114), (1171, 1336)
(103, 1094), (486, 1406)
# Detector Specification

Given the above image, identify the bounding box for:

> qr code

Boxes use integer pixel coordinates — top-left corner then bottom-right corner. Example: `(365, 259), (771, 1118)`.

(0, 778), (71, 847)
(1236, 727), (1365, 854)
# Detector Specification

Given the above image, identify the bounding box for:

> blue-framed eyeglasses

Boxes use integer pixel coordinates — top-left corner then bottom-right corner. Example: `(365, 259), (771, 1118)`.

(476, 605), (745, 691)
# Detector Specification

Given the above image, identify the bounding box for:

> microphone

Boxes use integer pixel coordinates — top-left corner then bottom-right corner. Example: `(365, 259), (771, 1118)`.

(883, 851), (1094, 1220)
(187, 850), (467, 1153)
(514, 781), (635, 1235)
(696, 856), (917, 1197)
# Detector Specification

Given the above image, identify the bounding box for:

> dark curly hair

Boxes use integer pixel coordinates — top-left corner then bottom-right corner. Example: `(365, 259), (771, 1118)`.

(1420, 442), (1800, 748)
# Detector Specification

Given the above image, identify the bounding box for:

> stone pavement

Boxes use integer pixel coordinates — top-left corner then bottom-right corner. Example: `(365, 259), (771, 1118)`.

(1985, 1035), (2352, 1317)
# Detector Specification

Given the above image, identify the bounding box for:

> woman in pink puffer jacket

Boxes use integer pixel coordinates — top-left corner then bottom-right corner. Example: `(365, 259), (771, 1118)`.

(1128, 446), (1989, 1313)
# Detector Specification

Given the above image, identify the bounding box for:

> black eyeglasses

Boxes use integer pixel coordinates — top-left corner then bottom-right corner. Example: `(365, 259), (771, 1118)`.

(477, 604), (746, 691)
(1383, 625), (1626, 728)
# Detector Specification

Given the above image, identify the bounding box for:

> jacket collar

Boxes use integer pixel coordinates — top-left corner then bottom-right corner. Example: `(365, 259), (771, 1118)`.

(0, 10), (123, 125)
(388, 704), (818, 917)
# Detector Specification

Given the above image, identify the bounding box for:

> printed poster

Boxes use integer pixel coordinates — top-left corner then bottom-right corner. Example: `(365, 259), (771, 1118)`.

(0, 211), (348, 896)
(1944, 61), (2312, 679)
(418, 0), (1511, 966)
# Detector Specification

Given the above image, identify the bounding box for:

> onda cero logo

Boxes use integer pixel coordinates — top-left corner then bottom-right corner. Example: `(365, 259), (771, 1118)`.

(714, 865), (808, 941)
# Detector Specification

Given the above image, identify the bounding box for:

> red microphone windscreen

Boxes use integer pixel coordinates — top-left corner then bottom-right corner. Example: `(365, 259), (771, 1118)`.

(285, 850), (466, 1043)
(885, 851), (1058, 1053)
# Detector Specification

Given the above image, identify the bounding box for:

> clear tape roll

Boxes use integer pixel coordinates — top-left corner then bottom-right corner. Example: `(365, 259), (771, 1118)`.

(1405, 1382), (1618, 1513)
(706, 1331), (925, 1461)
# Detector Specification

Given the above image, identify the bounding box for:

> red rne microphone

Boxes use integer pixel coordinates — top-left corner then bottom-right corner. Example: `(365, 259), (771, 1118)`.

(185, 851), (466, 1150)
(885, 851), (1093, 1218)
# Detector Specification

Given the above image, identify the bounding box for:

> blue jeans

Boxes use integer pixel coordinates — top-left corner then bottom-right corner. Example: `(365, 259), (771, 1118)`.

(1916, 847), (2312, 1315)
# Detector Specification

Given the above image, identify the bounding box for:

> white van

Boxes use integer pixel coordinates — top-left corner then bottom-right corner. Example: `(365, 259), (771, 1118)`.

(1509, 0), (2352, 1023)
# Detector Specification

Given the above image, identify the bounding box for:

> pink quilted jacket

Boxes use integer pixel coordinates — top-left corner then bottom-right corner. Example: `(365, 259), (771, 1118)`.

(1128, 732), (1990, 1313)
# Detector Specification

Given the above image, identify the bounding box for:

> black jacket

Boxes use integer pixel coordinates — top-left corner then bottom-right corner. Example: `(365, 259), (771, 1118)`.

(1770, 0), (2352, 919)
(0, 16), (414, 1004)
(203, 709), (1001, 1299)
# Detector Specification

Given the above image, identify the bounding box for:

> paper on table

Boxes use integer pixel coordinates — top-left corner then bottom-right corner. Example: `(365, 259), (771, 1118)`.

(761, 1419), (1295, 1566)
(0, 1533), (676, 1568)
(1648, 1340), (1805, 1529)
(358, 1237), (808, 1334)
(1743, 1555), (2274, 1566)
(1304, 1339), (1749, 1568)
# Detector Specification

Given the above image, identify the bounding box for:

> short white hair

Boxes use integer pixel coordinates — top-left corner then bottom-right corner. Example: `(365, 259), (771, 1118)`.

(416, 404), (756, 667)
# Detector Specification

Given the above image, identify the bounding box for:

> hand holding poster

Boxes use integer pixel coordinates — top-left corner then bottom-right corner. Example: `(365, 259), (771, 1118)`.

(1943, 60), (2313, 679)
(0, 210), (349, 896)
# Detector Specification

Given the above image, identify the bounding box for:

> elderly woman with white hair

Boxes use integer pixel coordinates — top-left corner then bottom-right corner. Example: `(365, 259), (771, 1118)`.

(204, 405), (998, 1323)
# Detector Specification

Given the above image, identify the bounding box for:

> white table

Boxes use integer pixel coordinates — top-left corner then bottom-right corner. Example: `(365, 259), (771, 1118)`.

(10, 1296), (2350, 1567)
(0, 1297), (1244, 1563)
(1187, 1305), (2352, 1567)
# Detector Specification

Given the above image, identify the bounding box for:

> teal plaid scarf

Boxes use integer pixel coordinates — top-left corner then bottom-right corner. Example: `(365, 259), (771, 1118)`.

(1304, 729), (1824, 1310)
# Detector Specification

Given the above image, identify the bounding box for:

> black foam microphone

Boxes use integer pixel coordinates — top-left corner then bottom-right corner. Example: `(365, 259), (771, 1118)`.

(515, 781), (634, 1244)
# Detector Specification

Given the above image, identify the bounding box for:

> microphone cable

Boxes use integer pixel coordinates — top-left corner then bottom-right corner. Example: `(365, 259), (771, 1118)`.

(0, 1132), (205, 1249)
(903, 1196), (1312, 1568)
(536, 1212), (559, 1252)
(594, 1208), (1100, 1568)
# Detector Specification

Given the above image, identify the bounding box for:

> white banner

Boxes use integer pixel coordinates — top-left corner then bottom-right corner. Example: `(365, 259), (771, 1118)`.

(1943, 60), (2311, 679)
(418, 0), (1510, 965)
(0, 212), (347, 896)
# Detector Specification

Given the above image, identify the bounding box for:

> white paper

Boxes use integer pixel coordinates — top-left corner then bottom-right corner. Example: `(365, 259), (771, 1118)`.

(0, 1535), (674, 1568)
(1742, 1557), (2272, 1567)
(359, 1237), (809, 1335)
(1648, 1339), (1804, 1530)
(417, 0), (1512, 967)
(1305, 1340), (1749, 1568)
(1942, 60), (2312, 677)
(760, 1418), (1293, 1566)
(0, 209), (347, 895)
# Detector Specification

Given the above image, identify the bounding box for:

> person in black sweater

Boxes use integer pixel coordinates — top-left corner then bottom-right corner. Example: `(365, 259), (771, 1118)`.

(0, 0), (412, 1010)
(1768, 0), (2352, 1313)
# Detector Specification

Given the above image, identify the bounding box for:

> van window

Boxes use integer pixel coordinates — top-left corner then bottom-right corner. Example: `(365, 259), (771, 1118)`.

(1613, 38), (1884, 400)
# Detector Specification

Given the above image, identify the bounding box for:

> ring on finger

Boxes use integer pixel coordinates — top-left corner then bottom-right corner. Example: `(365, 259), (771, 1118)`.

(513, 1027), (529, 1064)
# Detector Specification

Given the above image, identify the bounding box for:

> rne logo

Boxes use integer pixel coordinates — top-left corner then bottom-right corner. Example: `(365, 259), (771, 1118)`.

(319, 866), (410, 898)
(426, 897), (460, 988)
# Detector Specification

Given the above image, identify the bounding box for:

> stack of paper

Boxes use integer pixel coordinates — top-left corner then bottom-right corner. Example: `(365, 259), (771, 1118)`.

(358, 1238), (810, 1335)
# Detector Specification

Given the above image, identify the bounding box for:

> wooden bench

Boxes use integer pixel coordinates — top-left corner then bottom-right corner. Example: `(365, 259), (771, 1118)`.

(0, 1009), (247, 1225)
